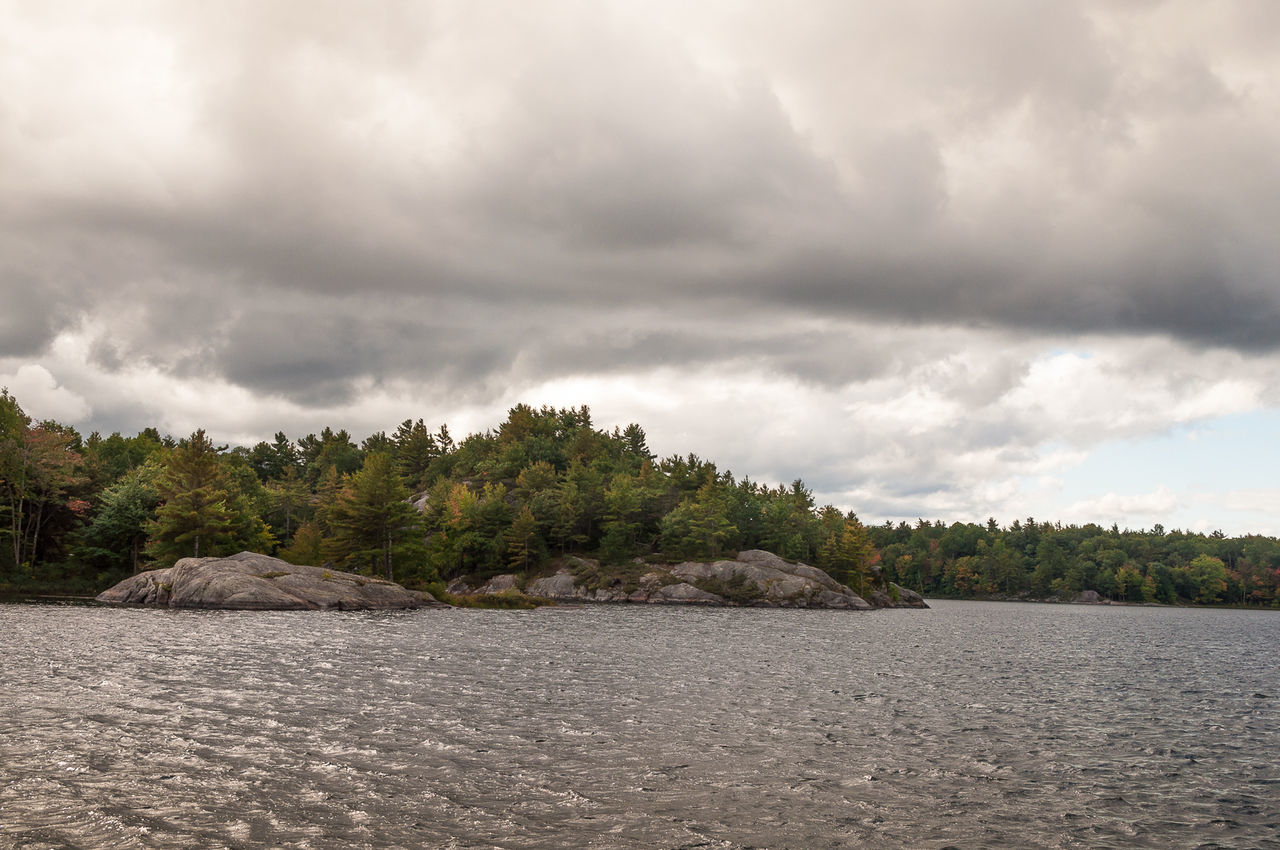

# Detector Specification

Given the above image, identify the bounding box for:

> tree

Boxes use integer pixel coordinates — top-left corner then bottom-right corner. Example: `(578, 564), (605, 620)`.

(599, 472), (644, 564)
(505, 504), (544, 571)
(83, 428), (163, 486)
(659, 484), (738, 561)
(248, 432), (299, 482)
(0, 394), (87, 571)
(278, 521), (323, 566)
(428, 481), (489, 578)
(758, 481), (818, 561)
(393, 418), (439, 487)
(147, 430), (272, 563)
(324, 452), (424, 582)
(1187, 554), (1229, 604)
(265, 466), (310, 542)
(818, 513), (877, 595)
(77, 460), (161, 575)
(299, 427), (362, 486)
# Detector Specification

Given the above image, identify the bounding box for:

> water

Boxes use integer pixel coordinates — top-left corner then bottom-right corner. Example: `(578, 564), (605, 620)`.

(1, 600), (1277, 849)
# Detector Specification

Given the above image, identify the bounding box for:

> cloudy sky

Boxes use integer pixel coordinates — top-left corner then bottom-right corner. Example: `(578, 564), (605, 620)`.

(4, 1), (1280, 534)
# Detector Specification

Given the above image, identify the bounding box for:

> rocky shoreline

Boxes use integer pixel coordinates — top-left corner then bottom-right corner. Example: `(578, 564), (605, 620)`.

(450, 549), (928, 610)
(96, 549), (927, 611)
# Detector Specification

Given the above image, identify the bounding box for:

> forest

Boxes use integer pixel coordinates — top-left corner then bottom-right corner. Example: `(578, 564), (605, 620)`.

(2, 388), (1278, 607)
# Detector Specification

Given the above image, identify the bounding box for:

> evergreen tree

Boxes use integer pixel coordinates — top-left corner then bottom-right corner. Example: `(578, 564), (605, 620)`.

(324, 452), (424, 582)
(505, 504), (543, 571)
(147, 430), (272, 563)
(393, 418), (439, 487)
(265, 466), (311, 542)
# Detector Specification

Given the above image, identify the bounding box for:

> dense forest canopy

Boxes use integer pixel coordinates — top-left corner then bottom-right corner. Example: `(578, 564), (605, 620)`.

(1, 389), (1276, 606)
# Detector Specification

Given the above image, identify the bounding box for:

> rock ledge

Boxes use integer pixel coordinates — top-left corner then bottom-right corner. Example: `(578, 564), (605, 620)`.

(96, 552), (442, 610)
(459, 549), (928, 609)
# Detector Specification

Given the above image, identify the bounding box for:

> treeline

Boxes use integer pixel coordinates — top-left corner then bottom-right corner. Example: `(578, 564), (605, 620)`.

(1, 389), (1277, 606)
(0, 395), (873, 594)
(871, 517), (1279, 606)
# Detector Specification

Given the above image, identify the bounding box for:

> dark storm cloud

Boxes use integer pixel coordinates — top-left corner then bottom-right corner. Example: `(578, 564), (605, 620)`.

(4, 0), (1280, 403)
(0, 272), (60, 356)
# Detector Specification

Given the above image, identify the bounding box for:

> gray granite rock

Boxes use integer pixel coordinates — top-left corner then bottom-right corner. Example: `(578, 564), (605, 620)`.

(476, 574), (520, 594)
(525, 570), (581, 600)
(649, 582), (725, 604)
(668, 549), (874, 609)
(890, 583), (928, 608)
(96, 552), (443, 610)
(454, 549), (926, 611)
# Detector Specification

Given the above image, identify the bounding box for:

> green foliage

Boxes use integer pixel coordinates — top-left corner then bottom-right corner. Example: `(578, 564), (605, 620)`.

(659, 486), (738, 561)
(816, 509), (877, 594)
(76, 460), (161, 575)
(278, 520), (324, 566)
(393, 418), (439, 488)
(146, 430), (274, 564)
(1, 396), (90, 573)
(323, 451), (426, 583)
(505, 504), (544, 572)
(424, 582), (544, 609)
(3, 383), (1280, 607)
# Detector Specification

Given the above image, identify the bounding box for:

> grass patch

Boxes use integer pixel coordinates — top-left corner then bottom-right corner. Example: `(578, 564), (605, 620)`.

(446, 589), (545, 610)
(256, 571), (290, 579)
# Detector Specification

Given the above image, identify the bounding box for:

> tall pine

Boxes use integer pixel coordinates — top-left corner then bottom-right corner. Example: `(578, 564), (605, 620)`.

(324, 452), (424, 582)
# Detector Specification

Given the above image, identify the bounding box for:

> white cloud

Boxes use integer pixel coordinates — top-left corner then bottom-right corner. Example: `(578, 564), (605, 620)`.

(1065, 487), (1181, 525)
(4, 1), (1280, 537)
(0, 364), (91, 423)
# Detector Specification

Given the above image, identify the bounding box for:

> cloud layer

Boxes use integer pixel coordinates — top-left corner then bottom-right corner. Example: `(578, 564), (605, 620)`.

(4, 1), (1280, 532)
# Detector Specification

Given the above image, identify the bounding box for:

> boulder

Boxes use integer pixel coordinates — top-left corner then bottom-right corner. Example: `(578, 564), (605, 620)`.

(476, 574), (520, 594)
(96, 552), (443, 611)
(1074, 589), (1108, 605)
(890, 583), (928, 608)
(649, 582), (725, 604)
(525, 570), (581, 600)
(868, 583), (930, 609)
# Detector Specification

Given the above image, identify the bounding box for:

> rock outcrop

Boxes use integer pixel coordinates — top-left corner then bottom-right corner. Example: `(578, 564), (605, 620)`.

(867, 583), (930, 609)
(96, 552), (443, 611)
(474, 549), (928, 609)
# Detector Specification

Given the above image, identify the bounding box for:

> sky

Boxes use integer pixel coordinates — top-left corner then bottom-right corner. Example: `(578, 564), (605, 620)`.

(3, 1), (1280, 535)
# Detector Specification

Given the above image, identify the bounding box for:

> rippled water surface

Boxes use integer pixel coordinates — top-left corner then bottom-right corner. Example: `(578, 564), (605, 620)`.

(2, 600), (1278, 848)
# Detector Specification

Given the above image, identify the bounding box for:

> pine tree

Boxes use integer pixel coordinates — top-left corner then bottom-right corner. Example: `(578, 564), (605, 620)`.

(505, 504), (543, 571)
(324, 452), (423, 581)
(147, 430), (237, 562)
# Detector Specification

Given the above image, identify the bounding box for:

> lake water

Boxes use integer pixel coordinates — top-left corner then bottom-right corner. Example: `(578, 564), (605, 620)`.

(1, 600), (1277, 849)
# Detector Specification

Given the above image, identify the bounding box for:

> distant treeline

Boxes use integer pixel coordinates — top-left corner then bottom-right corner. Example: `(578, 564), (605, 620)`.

(869, 517), (1274, 606)
(1, 389), (1276, 606)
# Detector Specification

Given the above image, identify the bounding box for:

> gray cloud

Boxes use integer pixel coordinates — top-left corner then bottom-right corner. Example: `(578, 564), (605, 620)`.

(5, 1), (1280, 495)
